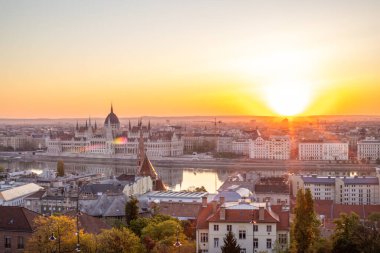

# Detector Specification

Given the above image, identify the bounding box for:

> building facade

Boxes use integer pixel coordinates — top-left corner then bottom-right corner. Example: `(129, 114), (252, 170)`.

(298, 141), (349, 160)
(249, 136), (291, 160)
(357, 137), (380, 161)
(46, 106), (184, 158)
(196, 197), (289, 253)
(290, 175), (380, 205)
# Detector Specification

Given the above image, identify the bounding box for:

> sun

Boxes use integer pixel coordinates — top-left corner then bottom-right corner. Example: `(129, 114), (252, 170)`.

(263, 80), (312, 116)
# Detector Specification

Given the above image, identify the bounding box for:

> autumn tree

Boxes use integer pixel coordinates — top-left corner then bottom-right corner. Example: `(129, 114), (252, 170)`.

(290, 189), (320, 253)
(56, 160), (65, 177)
(141, 219), (195, 253)
(25, 215), (95, 253)
(221, 231), (241, 253)
(125, 195), (139, 225)
(96, 227), (144, 253)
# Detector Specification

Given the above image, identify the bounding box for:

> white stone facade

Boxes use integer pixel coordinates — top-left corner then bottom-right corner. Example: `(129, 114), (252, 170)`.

(357, 137), (380, 161)
(249, 136), (290, 160)
(298, 141), (349, 160)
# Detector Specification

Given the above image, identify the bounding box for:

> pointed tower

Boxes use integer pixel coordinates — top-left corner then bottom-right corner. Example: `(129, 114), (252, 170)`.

(76, 121), (79, 131)
(94, 121), (97, 130)
(137, 124), (145, 167)
(85, 120), (88, 129)
(129, 120), (131, 131)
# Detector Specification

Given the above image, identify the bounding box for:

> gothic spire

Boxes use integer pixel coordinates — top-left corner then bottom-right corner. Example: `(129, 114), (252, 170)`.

(111, 103), (113, 113)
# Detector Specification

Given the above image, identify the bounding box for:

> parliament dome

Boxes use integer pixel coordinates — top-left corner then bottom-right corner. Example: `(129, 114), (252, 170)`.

(104, 105), (120, 129)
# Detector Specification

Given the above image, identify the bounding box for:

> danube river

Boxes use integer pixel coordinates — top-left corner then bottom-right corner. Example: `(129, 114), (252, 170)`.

(1, 153), (377, 193)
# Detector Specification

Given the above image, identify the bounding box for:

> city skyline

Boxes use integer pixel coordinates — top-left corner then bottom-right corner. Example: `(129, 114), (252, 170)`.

(1, 0), (380, 118)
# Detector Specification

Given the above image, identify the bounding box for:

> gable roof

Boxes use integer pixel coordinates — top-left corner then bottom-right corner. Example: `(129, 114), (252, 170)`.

(0, 206), (40, 232)
(138, 154), (158, 180)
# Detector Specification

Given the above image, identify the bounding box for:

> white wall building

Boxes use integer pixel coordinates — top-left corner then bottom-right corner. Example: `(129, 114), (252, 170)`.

(290, 175), (380, 205)
(249, 136), (291, 160)
(0, 183), (44, 206)
(357, 137), (380, 161)
(196, 197), (289, 253)
(298, 141), (349, 160)
(46, 106), (184, 158)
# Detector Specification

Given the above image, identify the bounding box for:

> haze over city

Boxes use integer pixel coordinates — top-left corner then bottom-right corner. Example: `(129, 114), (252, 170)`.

(1, 0), (380, 118)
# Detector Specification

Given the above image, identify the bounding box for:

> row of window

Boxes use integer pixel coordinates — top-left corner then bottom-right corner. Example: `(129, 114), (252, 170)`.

(213, 238), (273, 249)
(4, 236), (24, 249)
(213, 224), (272, 232)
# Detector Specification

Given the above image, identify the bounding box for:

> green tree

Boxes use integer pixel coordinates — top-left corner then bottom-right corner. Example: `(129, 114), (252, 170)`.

(221, 231), (241, 253)
(56, 160), (65, 177)
(130, 217), (150, 237)
(96, 227), (144, 253)
(290, 189), (320, 253)
(332, 212), (361, 253)
(332, 212), (380, 253)
(125, 195), (139, 225)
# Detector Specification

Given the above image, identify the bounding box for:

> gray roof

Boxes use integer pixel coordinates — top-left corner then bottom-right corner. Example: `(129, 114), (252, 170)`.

(80, 194), (127, 217)
(81, 184), (124, 195)
(342, 177), (379, 185)
(213, 190), (242, 202)
(301, 177), (336, 184)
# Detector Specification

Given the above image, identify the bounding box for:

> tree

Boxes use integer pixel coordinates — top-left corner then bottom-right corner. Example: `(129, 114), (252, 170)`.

(96, 227), (144, 253)
(194, 186), (207, 192)
(141, 219), (194, 253)
(331, 212), (361, 253)
(221, 231), (241, 253)
(332, 212), (380, 253)
(25, 215), (95, 253)
(290, 189), (320, 253)
(56, 160), (65, 177)
(125, 195), (139, 225)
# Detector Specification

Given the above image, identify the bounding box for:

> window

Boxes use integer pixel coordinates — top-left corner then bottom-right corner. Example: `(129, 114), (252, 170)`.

(200, 233), (208, 243)
(227, 225), (232, 232)
(253, 225), (258, 232)
(5, 236), (11, 248)
(239, 230), (246, 239)
(253, 238), (258, 248)
(267, 225), (272, 232)
(214, 224), (219, 231)
(17, 236), (24, 249)
(279, 234), (287, 244)
(214, 238), (219, 248)
(267, 238), (272, 249)
(240, 249), (246, 253)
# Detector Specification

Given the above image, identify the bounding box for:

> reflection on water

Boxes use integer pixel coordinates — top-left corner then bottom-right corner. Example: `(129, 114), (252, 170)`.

(1, 161), (228, 193)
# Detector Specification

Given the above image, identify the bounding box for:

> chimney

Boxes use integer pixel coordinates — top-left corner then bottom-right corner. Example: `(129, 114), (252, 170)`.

(220, 196), (225, 205)
(212, 200), (217, 214)
(220, 206), (226, 220)
(202, 196), (207, 208)
(259, 206), (265, 221)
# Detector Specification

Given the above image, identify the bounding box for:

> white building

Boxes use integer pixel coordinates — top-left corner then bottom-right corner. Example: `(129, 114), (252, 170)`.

(122, 176), (153, 197)
(46, 106), (184, 158)
(196, 197), (289, 253)
(249, 136), (291, 160)
(231, 140), (250, 155)
(298, 141), (349, 160)
(0, 183), (44, 206)
(357, 137), (380, 161)
(290, 175), (380, 205)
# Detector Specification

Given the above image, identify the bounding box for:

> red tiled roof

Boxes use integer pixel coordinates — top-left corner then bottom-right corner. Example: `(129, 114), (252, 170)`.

(0, 206), (40, 232)
(207, 208), (279, 224)
(314, 200), (380, 220)
(138, 154), (158, 180)
(196, 203), (290, 231)
(196, 204), (214, 229)
(157, 201), (201, 219)
(154, 179), (167, 191)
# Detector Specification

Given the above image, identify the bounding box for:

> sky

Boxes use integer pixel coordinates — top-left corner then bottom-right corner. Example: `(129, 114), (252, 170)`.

(1, 0), (380, 118)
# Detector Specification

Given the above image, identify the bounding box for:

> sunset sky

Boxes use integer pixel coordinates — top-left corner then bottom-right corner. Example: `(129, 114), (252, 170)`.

(1, 0), (380, 118)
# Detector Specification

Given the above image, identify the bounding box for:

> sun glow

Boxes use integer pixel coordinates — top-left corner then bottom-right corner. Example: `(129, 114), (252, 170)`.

(263, 80), (313, 116)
